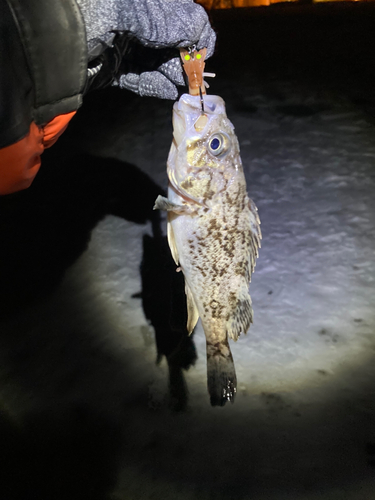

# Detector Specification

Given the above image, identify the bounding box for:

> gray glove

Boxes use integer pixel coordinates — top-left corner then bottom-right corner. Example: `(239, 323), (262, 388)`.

(77, 0), (216, 99)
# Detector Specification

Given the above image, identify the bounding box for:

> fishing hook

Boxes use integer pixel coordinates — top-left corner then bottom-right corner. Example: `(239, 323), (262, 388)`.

(188, 44), (197, 55)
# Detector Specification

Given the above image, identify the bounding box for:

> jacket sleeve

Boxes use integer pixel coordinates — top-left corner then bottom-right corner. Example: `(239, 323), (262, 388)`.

(0, 0), (82, 195)
(0, 112), (76, 195)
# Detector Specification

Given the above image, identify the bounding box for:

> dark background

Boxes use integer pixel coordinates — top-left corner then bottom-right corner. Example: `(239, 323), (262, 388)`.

(1, 4), (375, 499)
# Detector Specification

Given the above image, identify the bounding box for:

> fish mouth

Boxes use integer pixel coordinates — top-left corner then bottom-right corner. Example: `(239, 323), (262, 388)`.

(172, 94), (228, 146)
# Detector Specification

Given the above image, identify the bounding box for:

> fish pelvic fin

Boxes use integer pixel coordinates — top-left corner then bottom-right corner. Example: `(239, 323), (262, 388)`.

(206, 340), (237, 406)
(185, 283), (199, 335)
(226, 283), (254, 342)
(167, 217), (179, 265)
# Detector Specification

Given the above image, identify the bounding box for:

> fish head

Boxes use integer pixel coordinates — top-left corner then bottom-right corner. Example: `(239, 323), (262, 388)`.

(167, 94), (243, 206)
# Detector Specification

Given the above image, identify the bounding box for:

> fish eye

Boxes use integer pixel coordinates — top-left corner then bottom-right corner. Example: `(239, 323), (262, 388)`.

(207, 133), (230, 157)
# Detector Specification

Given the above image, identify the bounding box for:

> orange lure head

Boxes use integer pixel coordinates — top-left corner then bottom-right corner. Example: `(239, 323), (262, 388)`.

(180, 47), (207, 96)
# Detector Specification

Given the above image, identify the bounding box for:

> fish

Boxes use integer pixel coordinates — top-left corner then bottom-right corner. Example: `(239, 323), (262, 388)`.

(154, 92), (261, 406)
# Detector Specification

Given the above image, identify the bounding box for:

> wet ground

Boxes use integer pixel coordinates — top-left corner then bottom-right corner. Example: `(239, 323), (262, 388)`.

(1, 4), (375, 499)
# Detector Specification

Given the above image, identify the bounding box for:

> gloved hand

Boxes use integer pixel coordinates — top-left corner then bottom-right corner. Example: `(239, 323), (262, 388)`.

(77, 0), (216, 99)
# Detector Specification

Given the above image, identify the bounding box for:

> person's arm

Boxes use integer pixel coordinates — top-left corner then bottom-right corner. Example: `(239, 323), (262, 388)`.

(77, 0), (216, 99)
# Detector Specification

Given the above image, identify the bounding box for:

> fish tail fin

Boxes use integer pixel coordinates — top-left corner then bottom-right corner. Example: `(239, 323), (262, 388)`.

(226, 283), (253, 342)
(206, 339), (237, 406)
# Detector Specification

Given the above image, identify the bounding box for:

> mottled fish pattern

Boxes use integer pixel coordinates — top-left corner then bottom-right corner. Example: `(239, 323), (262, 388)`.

(154, 94), (261, 406)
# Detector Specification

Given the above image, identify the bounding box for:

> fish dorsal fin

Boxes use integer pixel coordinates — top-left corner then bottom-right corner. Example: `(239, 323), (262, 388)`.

(167, 215), (179, 265)
(226, 283), (253, 342)
(225, 198), (260, 341)
(245, 197), (262, 281)
(185, 283), (199, 335)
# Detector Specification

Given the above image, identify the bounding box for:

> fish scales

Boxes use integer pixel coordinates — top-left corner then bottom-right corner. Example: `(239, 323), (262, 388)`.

(154, 93), (261, 406)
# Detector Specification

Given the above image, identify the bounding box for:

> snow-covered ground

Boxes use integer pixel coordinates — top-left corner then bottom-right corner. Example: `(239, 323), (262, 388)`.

(1, 5), (375, 499)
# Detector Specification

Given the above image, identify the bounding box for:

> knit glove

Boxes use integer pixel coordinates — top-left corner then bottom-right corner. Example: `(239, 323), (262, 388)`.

(78, 0), (216, 99)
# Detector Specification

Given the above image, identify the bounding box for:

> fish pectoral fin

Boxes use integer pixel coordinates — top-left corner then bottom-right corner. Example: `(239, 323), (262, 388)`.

(226, 284), (254, 342)
(167, 219), (179, 265)
(154, 195), (195, 214)
(185, 284), (199, 335)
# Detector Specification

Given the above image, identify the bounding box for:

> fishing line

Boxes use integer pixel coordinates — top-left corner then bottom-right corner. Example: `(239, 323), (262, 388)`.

(199, 86), (205, 114)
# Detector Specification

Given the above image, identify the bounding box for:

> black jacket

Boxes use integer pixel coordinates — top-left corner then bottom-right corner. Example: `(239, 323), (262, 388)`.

(0, 0), (87, 149)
